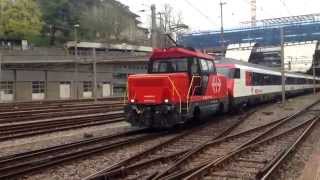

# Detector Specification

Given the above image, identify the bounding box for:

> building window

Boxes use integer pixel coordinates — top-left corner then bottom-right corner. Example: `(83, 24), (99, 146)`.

(113, 86), (126, 95)
(83, 81), (92, 92)
(113, 73), (128, 79)
(0, 82), (13, 94)
(32, 81), (45, 93)
(60, 81), (71, 85)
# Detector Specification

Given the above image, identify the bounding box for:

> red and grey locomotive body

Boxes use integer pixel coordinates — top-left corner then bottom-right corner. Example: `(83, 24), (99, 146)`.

(125, 47), (229, 128)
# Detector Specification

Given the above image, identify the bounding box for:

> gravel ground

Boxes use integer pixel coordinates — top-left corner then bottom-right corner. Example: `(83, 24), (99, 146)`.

(229, 94), (319, 135)
(19, 134), (177, 180)
(1, 94), (319, 180)
(0, 121), (131, 157)
(272, 110), (320, 180)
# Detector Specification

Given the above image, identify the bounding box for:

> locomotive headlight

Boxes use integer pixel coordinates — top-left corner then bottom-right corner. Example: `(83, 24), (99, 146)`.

(164, 99), (169, 103)
(130, 99), (135, 103)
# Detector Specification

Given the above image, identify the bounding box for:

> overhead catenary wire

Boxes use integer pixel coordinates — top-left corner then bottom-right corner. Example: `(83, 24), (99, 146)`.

(279, 0), (292, 16)
(182, 0), (218, 26)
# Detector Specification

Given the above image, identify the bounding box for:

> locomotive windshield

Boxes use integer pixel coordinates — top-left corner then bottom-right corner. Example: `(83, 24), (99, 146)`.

(149, 58), (189, 73)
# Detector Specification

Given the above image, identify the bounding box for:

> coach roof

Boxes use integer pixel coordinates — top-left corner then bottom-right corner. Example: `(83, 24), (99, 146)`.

(150, 47), (214, 61)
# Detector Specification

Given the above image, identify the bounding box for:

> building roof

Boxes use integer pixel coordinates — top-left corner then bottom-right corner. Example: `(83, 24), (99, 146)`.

(1, 54), (149, 64)
(150, 47), (214, 60)
(66, 42), (152, 52)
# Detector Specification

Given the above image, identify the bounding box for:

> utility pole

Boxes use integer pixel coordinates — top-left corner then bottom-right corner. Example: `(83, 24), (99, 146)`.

(0, 52), (2, 102)
(151, 4), (157, 48)
(219, 1), (226, 56)
(0, 52), (2, 82)
(250, 0), (257, 27)
(92, 48), (97, 103)
(313, 56), (316, 95)
(73, 24), (80, 99)
(159, 12), (164, 48)
(280, 28), (286, 105)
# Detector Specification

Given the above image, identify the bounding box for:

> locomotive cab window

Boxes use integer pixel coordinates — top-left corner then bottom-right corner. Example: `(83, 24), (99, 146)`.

(206, 60), (216, 74)
(199, 59), (209, 74)
(189, 58), (200, 75)
(149, 58), (189, 73)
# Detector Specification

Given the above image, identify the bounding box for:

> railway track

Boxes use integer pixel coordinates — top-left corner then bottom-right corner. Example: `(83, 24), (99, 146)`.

(0, 97), (122, 111)
(83, 109), (260, 180)
(0, 101), (122, 114)
(0, 112), (125, 141)
(153, 101), (320, 180)
(83, 100), (320, 180)
(0, 108), (259, 179)
(0, 128), (165, 179)
(0, 103), (124, 124)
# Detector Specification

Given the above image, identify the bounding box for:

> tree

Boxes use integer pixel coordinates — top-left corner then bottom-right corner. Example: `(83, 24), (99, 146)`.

(79, 1), (130, 41)
(0, 0), (42, 40)
(159, 4), (187, 47)
(161, 4), (186, 33)
(37, 0), (69, 45)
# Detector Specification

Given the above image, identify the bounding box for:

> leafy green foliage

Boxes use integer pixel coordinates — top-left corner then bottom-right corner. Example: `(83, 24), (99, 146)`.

(0, 0), (43, 40)
(79, 1), (130, 41)
(0, 0), (144, 45)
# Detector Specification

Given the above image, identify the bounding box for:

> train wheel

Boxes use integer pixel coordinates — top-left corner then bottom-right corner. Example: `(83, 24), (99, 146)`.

(193, 107), (201, 121)
(223, 98), (229, 113)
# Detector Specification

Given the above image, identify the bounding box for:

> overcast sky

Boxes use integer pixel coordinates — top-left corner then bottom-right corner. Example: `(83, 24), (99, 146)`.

(118, 0), (320, 31)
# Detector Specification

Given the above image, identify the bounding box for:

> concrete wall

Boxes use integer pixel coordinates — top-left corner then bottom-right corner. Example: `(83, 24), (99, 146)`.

(0, 61), (147, 102)
(15, 82), (32, 101)
(46, 82), (60, 100)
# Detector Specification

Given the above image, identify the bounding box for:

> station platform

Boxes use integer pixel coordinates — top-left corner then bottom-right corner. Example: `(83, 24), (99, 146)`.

(300, 150), (320, 180)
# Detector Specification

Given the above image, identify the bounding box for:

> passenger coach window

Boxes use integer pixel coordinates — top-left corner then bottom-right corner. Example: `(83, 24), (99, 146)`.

(233, 68), (240, 79)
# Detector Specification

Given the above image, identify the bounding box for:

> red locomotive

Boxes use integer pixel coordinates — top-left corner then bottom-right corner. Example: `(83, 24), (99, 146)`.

(125, 47), (229, 128)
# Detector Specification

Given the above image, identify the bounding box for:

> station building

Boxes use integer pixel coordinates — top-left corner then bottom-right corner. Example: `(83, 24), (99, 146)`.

(0, 43), (151, 102)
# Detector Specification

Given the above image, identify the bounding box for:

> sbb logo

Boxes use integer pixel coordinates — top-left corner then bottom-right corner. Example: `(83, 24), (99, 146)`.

(212, 77), (221, 94)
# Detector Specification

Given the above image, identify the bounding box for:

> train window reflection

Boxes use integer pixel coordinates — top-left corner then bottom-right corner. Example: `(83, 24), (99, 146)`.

(150, 58), (188, 73)
(216, 67), (240, 79)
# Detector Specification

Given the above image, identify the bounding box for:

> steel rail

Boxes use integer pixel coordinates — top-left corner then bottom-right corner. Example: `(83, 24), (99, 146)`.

(84, 109), (258, 180)
(0, 129), (163, 179)
(0, 103), (123, 118)
(0, 97), (122, 108)
(184, 117), (319, 180)
(0, 114), (124, 141)
(156, 100), (320, 180)
(158, 101), (319, 179)
(258, 117), (318, 179)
